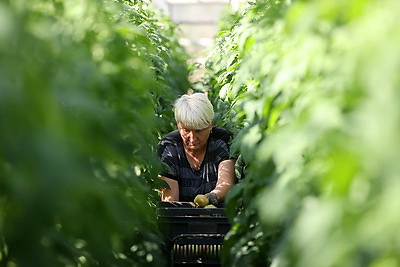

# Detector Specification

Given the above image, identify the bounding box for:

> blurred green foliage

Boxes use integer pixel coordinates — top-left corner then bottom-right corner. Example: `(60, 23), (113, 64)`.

(0, 0), (188, 265)
(205, 0), (400, 266)
(120, 0), (190, 138)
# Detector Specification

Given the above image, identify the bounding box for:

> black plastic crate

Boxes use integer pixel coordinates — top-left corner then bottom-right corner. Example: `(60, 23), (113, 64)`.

(157, 202), (230, 266)
(172, 234), (225, 265)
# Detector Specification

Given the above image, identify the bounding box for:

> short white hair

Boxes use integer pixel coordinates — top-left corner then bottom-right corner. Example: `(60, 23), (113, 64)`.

(174, 93), (214, 129)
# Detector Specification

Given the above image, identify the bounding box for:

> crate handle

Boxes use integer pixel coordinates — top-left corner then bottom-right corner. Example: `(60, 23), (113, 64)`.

(171, 233), (225, 242)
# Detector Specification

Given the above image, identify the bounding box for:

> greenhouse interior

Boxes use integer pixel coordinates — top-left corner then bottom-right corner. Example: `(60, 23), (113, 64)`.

(1, 0), (400, 266)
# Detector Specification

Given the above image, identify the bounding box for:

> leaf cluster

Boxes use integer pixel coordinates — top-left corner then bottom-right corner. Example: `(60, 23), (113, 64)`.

(0, 0), (189, 265)
(205, 0), (400, 266)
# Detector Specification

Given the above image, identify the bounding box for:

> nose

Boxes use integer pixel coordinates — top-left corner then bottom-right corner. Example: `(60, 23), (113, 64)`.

(187, 130), (196, 142)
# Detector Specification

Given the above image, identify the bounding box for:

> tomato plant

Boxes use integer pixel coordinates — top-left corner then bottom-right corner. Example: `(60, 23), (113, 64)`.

(0, 0), (188, 265)
(205, 0), (400, 266)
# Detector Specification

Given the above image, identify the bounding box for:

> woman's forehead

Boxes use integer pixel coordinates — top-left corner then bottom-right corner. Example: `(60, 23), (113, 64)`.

(178, 122), (210, 131)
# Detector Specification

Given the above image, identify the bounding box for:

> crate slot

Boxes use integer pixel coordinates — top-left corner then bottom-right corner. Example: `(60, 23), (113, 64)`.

(157, 202), (230, 266)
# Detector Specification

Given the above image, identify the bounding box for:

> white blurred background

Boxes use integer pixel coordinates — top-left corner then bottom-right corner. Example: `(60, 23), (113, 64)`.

(152, 0), (232, 58)
(152, 0), (244, 83)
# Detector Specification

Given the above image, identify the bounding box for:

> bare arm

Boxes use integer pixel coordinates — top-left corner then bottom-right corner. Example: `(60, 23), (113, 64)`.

(158, 175), (179, 202)
(210, 159), (236, 201)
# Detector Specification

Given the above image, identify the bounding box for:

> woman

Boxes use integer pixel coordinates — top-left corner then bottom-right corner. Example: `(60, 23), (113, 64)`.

(157, 93), (236, 204)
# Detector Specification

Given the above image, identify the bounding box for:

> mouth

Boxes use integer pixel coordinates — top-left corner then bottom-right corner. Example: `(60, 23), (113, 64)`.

(187, 143), (198, 146)
(185, 141), (199, 147)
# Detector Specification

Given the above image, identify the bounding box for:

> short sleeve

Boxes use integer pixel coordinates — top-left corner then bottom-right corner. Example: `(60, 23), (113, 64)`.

(214, 139), (230, 163)
(157, 141), (178, 180)
(209, 127), (235, 162)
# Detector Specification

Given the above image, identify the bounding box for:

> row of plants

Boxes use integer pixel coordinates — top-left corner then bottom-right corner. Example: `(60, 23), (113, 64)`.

(204, 0), (400, 266)
(0, 0), (187, 265)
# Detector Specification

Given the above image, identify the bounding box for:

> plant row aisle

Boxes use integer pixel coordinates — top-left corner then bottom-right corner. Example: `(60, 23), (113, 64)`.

(0, 0), (188, 265)
(204, 0), (400, 266)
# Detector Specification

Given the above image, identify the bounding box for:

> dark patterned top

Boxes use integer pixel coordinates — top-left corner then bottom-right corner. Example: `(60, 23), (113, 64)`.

(157, 127), (233, 202)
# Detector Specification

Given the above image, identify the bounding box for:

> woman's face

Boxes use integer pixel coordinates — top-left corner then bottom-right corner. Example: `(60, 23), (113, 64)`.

(178, 122), (212, 152)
